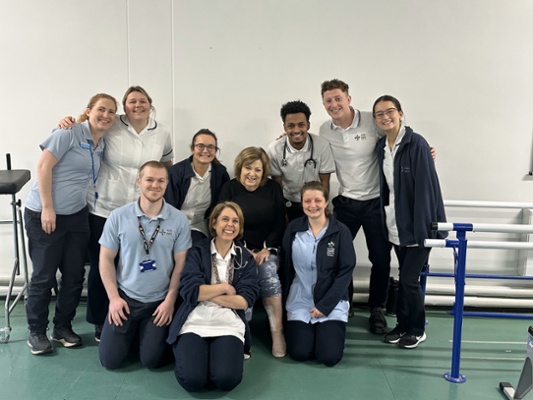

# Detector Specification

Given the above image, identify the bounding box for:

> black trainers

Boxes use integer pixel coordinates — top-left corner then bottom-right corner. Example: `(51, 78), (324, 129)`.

(399, 332), (426, 349)
(369, 307), (387, 334)
(50, 326), (82, 348)
(28, 332), (53, 355)
(383, 325), (405, 344)
(94, 325), (103, 343)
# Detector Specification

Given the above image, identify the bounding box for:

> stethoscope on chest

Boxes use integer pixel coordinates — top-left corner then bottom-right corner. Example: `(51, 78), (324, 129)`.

(280, 134), (317, 169)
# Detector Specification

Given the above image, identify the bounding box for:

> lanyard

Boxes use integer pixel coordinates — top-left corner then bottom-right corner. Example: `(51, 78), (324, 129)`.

(138, 216), (161, 257)
(87, 140), (99, 208)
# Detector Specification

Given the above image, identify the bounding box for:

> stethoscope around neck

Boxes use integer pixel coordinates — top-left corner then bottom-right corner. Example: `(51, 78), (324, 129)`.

(281, 134), (316, 169)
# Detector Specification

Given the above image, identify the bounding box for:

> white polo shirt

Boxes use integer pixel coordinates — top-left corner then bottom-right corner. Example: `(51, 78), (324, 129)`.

(319, 109), (384, 201)
(88, 115), (173, 218)
(268, 134), (335, 203)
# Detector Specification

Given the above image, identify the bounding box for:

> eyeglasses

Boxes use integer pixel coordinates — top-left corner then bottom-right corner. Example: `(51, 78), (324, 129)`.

(194, 143), (218, 152)
(374, 108), (397, 119)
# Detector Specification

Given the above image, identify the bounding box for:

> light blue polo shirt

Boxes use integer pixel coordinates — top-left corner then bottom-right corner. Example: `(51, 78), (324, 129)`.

(99, 199), (192, 303)
(25, 121), (104, 215)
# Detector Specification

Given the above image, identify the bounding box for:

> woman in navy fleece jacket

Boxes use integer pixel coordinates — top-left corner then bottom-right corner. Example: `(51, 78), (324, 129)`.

(374, 95), (447, 349)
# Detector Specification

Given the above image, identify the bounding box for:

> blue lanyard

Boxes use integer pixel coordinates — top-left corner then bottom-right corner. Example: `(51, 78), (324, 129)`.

(86, 140), (99, 208)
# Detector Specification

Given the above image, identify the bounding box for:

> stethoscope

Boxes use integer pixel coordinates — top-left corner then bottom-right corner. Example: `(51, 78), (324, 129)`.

(281, 134), (316, 169)
(233, 245), (249, 270)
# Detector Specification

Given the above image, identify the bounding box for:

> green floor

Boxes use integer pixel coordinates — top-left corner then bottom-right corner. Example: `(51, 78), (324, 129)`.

(0, 301), (529, 400)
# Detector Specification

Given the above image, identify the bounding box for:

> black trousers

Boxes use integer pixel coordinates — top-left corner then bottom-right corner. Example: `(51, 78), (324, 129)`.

(86, 213), (111, 326)
(174, 333), (244, 392)
(393, 246), (431, 336)
(24, 207), (89, 333)
(332, 196), (392, 309)
(285, 320), (346, 367)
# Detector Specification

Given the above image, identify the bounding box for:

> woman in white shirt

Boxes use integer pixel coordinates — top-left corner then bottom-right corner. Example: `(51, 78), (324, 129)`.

(59, 86), (173, 341)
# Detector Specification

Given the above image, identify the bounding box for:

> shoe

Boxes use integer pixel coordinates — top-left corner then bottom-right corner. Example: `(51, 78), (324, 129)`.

(383, 325), (405, 344)
(94, 325), (102, 343)
(369, 308), (387, 334)
(271, 331), (287, 358)
(50, 326), (82, 348)
(28, 332), (53, 355)
(399, 332), (427, 349)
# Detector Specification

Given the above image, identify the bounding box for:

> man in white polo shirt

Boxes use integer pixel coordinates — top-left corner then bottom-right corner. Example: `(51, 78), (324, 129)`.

(268, 100), (335, 221)
(318, 79), (391, 334)
(98, 161), (191, 369)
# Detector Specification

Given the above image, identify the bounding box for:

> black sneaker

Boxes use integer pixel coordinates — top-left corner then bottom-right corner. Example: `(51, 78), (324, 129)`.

(383, 325), (405, 344)
(50, 326), (82, 348)
(94, 325), (103, 343)
(28, 332), (53, 355)
(369, 307), (387, 334)
(399, 332), (427, 349)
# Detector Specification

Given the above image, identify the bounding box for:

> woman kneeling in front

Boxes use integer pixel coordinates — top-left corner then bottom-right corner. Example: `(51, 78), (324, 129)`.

(167, 201), (259, 392)
(281, 181), (356, 366)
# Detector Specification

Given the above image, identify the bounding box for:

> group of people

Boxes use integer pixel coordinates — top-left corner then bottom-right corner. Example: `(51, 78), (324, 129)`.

(22, 79), (447, 392)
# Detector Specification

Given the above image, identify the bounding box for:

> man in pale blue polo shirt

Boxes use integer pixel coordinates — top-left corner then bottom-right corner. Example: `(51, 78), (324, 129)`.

(98, 160), (191, 370)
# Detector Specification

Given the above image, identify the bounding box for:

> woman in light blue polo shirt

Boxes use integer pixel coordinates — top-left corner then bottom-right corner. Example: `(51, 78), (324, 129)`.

(25, 93), (118, 356)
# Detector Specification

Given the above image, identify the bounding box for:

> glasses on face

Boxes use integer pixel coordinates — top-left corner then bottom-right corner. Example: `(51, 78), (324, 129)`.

(194, 143), (218, 152)
(374, 108), (397, 119)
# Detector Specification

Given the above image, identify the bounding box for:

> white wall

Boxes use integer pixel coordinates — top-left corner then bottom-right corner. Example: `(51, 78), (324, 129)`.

(2, 1), (533, 296)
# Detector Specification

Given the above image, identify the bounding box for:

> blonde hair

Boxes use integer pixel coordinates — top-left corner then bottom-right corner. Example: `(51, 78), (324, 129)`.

(122, 86), (155, 118)
(233, 147), (271, 187)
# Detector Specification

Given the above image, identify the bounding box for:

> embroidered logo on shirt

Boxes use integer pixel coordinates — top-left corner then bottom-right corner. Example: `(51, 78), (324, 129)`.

(401, 166), (410, 173)
(354, 134), (367, 141)
(160, 228), (174, 236)
(326, 241), (335, 257)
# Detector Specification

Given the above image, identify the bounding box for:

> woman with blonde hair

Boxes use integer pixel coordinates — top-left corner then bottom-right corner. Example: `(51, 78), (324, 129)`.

(219, 147), (287, 357)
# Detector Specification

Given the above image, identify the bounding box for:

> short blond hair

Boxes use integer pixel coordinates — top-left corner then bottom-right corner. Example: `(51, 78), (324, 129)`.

(233, 147), (270, 187)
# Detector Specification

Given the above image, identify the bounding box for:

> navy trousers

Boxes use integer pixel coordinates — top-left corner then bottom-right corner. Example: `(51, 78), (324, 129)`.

(393, 246), (431, 336)
(24, 207), (89, 333)
(174, 333), (244, 392)
(99, 291), (170, 369)
(286, 320), (346, 367)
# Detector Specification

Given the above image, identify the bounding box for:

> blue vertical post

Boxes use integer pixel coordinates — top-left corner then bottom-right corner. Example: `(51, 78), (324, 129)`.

(444, 229), (467, 383)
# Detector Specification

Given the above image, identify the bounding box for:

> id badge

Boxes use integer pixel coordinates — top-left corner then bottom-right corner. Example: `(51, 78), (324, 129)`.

(139, 259), (157, 272)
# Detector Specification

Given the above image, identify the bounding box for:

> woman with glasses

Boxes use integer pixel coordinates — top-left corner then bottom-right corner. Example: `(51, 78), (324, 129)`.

(165, 129), (230, 243)
(373, 95), (446, 349)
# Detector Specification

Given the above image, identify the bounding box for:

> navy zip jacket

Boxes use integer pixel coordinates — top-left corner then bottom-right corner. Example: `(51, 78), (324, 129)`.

(280, 216), (356, 316)
(164, 156), (230, 218)
(166, 238), (259, 354)
(376, 126), (447, 247)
